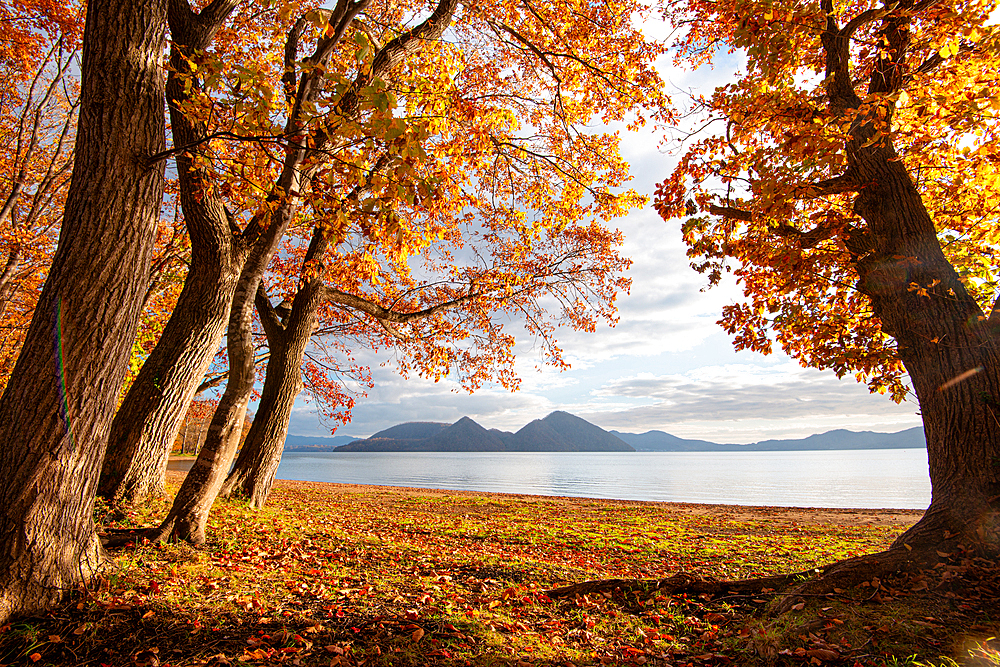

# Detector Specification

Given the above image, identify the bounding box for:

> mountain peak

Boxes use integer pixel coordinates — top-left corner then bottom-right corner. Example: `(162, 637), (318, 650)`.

(333, 412), (633, 452)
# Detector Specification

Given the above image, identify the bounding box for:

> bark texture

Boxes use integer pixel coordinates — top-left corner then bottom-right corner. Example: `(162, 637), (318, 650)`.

(219, 282), (321, 508)
(0, 0), (167, 623)
(149, 225), (285, 544)
(97, 0), (244, 507)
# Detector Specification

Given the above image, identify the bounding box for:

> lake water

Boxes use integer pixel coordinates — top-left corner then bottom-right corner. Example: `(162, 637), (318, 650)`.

(275, 449), (931, 509)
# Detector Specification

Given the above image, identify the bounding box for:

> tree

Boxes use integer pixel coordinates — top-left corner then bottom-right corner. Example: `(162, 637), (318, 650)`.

(0, 0), (169, 622)
(141, 0), (442, 545)
(220, 211), (631, 507)
(101, 0), (665, 544)
(96, 0), (244, 507)
(654, 0), (1000, 594)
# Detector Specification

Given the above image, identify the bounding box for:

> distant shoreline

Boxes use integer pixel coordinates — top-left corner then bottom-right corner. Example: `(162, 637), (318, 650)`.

(284, 413), (925, 453)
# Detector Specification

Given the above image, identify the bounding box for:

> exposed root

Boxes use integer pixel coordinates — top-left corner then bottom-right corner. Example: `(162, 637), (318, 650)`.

(100, 519), (185, 548)
(770, 547), (925, 614)
(545, 544), (951, 614)
(100, 528), (153, 549)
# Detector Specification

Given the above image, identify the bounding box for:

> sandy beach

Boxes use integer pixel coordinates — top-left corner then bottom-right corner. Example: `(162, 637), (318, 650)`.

(166, 460), (923, 529)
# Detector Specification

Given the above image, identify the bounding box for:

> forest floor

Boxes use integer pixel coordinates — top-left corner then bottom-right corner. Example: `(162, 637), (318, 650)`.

(2, 473), (999, 667)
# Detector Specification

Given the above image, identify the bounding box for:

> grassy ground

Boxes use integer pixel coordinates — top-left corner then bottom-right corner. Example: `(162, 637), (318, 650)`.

(2, 475), (999, 667)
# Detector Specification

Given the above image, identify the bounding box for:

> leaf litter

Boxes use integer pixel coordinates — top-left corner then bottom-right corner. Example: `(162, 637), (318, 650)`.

(2, 475), (999, 666)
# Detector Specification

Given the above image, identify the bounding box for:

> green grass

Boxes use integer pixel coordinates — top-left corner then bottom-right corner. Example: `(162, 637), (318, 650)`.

(1, 478), (998, 666)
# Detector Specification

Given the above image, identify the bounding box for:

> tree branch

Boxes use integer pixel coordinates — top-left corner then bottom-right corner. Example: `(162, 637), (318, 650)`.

(255, 283), (286, 342)
(706, 203), (752, 221)
(195, 352), (270, 394)
(320, 285), (480, 326)
(791, 173), (858, 198)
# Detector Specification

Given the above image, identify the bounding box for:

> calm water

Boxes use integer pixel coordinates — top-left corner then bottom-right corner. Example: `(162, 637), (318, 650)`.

(275, 449), (931, 509)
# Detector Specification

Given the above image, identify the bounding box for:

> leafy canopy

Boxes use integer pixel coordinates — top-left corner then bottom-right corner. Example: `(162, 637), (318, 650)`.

(656, 0), (1000, 400)
(178, 0), (669, 414)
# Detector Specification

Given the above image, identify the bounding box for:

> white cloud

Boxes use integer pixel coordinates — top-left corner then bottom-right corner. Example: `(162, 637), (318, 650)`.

(577, 361), (921, 443)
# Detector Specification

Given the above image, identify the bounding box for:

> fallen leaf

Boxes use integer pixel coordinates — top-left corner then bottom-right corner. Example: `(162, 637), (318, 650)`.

(791, 602), (805, 611)
(411, 627), (424, 642)
(806, 648), (839, 661)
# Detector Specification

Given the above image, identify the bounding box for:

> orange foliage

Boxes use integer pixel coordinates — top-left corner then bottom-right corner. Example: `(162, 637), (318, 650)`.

(656, 0), (1000, 399)
(172, 0), (668, 419)
(0, 3), (83, 389)
(172, 398), (253, 455)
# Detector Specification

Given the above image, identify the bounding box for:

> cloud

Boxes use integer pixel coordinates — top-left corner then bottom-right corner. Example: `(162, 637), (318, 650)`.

(576, 361), (921, 443)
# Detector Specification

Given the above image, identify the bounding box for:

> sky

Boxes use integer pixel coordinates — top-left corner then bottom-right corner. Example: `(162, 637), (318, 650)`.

(283, 24), (925, 445)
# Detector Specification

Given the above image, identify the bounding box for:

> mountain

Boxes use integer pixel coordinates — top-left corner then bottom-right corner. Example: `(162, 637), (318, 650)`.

(611, 426), (926, 452)
(609, 430), (723, 452)
(335, 411), (634, 452)
(283, 434), (362, 452)
(427, 417), (508, 451)
(293, 415), (924, 453)
(370, 422), (449, 440)
(507, 411), (634, 452)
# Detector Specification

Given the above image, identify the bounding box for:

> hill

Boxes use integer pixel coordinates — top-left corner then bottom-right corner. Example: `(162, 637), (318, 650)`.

(284, 418), (924, 453)
(610, 426), (925, 451)
(507, 411), (634, 452)
(335, 411), (634, 452)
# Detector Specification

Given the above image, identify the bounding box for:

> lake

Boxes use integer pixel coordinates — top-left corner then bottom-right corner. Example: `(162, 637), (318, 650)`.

(275, 449), (931, 509)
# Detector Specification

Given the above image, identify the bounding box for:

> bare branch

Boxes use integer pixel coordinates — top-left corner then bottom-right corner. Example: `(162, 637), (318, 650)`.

(707, 203), (752, 221)
(320, 285), (480, 325)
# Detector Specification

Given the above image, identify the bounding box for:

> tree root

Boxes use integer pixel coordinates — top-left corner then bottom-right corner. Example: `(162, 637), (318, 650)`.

(100, 528), (153, 549)
(545, 544), (944, 614)
(100, 521), (186, 548)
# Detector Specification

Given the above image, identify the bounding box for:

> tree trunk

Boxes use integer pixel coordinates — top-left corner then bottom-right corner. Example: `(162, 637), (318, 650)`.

(148, 248), (277, 544)
(0, 0), (167, 624)
(850, 156), (1000, 552)
(0, 247), (23, 320)
(830, 4), (1000, 554)
(98, 260), (242, 504)
(97, 0), (243, 508)
(220, 281), (323, 508)
(150, 0), (459, 544)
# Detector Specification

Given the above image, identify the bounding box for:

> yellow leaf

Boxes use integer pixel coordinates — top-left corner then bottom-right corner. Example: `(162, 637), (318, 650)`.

(938, 40), (959, 58)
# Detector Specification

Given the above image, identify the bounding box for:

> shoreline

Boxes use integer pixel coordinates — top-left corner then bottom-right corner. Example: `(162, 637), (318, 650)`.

(166, 463), (923, 528)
